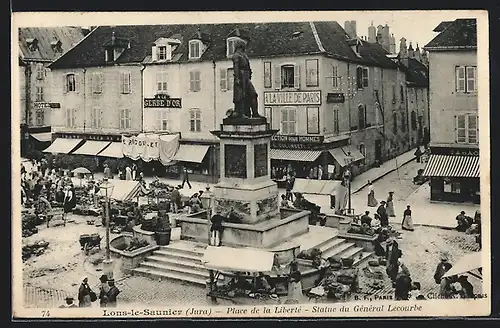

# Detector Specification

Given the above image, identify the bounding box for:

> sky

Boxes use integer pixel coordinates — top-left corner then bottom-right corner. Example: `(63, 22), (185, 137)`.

(16, 10), (480, 52)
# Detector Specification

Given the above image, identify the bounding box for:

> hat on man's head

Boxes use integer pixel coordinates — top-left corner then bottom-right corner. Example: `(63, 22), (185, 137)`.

(380, 200), (386, 204)
(460, 211), (466, 215)
(65, 296), (74, 301)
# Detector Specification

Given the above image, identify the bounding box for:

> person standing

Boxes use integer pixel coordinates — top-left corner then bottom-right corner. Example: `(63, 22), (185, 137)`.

(394, 259), (412, 300)
(77, 277), (93, 307)
(377, 201), (389, 227)
(385, 238), (402, 284)
(285, 173), (294, 202)
(181, 166), (192, 189)
(367, 180), (378, 207)
(59, 296), (78, 308)
(414, 147), (422, 163)
(433, 253), (453, 284)
(317, 165), (323, 180)
(386, 191), (396, 217)
(210, 210), (225, 246)
(125, 166), (132, 181)
(98, 274), (110, 307)
(62, 185), (75, 224)
(131, 164), (137, 181)
(457, 275), (474, 298)
(402, 205), (414, 231)
(170, 185), (181, 214)
(106, 279), (120, 307)
(103, 164), (111, 179)
(287, 261), (304, 303)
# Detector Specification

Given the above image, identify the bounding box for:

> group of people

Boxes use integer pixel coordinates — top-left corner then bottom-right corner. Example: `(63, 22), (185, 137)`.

(67, 275), (120, 308)
(433, 253), (475, 299)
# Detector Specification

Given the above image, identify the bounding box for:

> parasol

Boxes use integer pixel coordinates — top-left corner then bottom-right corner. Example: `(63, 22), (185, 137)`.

(442, 251), (483, 280)
(72, 167), (91, 186)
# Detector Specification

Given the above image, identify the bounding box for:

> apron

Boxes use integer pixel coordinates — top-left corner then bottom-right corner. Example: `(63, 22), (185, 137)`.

(402, 214), (414, 231)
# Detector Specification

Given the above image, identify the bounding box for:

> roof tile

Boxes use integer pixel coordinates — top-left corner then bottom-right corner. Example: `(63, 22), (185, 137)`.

(425, 19), (476, 49)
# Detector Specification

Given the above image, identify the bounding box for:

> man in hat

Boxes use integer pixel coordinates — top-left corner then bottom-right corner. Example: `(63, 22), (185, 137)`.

(59, 296), (78, 308)
(456, 211), (472, 232)
(377, 201), (389, 227)
(77, 277), (93, 307)
(433, 252), (453, 284)
(170, 185), (182, 214)
(457, 275), (474, 298)
(98, 274), (110, 307)
(106, 279), (120, 307)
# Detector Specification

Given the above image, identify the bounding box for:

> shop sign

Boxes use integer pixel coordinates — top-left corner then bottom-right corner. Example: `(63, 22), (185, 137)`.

(144, 96), (182, 108)
(264, 91), (321, 106)
(272, 142), (319, 150)
(34, 102), (60, 109)
(326, 93), (345, 103)
(432, 147), (479, 157)
(271, 135), (324, 144)
(122, 136), (159, 148)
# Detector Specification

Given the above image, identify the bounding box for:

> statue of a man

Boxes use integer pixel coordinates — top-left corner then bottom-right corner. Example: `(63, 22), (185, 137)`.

(231, 40), (261, 118)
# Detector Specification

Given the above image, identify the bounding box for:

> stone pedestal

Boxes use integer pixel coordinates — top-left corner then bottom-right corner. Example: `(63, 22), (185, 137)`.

(211, 117), (280, 225)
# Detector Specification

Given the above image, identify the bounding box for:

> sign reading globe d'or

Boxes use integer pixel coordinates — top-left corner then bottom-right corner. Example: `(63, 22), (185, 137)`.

(264, 91), (321, 106)
(143, 97), (182, 108)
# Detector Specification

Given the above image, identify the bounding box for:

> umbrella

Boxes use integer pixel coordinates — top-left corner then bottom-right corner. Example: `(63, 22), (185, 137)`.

(72, 167), (91, 186)
(442, 251), (483, 280)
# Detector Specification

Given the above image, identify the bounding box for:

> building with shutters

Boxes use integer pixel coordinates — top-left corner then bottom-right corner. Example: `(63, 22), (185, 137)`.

(18, 27), (86, 156)
(46, 22), (414, 183)
(423, 18), (479, 203)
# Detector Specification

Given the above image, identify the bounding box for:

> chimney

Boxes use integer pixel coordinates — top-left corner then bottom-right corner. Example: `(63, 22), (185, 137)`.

(344, 21), (356, 39)
(389, 33), (396, 54)
(376, 25), (384, 45)
(414, 43), (422, 62)
(368, 21), (376, 42)
(382, 24), (390, 51)
(408, 42), (415, 59)
(350, 20), (357, 38)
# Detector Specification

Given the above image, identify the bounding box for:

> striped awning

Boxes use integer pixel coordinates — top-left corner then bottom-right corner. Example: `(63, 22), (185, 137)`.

(422, 154), (479, 178)
(97, 142), (124, 158)
(173, 145), (210, 163)
(270, 149), (322, 162)
(72, 141), (112, 156)
(43, 138), (83, 154)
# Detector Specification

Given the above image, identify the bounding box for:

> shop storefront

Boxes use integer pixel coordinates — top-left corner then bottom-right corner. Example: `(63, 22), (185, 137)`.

(168, 141), (219, 183)
(422, 147), (480, 204)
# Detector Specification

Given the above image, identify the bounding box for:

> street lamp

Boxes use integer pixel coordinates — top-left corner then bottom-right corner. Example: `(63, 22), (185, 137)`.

(205, 187), (216, 303)
(344, 152), (354, 216)
(99, 177), (115, 279)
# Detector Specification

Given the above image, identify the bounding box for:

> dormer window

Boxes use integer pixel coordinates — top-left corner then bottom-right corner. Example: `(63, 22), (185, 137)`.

(152, 37), (180, 62)
(105, 48), (114, 62)
(158, 46), (168, 61)
(227, 37), (245, 58)
(50, 39), (63, 53)
(26, 38), (39, 51)
(189, 40), (202, 59)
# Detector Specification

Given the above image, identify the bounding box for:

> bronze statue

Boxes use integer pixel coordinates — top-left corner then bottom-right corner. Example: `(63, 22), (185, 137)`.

(231, 40), (261, 119)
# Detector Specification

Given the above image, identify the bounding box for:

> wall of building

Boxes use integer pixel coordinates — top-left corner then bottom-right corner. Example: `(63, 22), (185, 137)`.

(26, 61), (52, 128)
(50, 66), (143, 135)
(428, 51), (478, 146)
(407, 86), (429, 147)
(19, 64), (26, 125)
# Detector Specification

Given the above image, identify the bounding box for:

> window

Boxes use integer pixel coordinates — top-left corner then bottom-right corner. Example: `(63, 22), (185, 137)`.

(36, 63), (45, 80)
(456, 66), (477, 93)
(333, 106), (340, 134)
(332, 65), (340, 89)
(358, 104), (366, 129)
(36, 85), (44, 101)
(105, 49), (114, 62)
(444, 179), (461, 194)
(120, 72), (131, 94)
(264, 107), (272, 126)
(264, 62), (272, 88)
(400, 85), (405, 103)
(456, 114), (478, 144)
(119, 108), (131, 129)
(90, 107), (102, 128)
(158, 46), (168, 61)
(280, 107), (296, 134)
(63, 73), (79, 93)
(356, 67), (363, 89)
(189, 108), (201, 132)
(156, 71), (168, 94)
(280, 65), (299, 89)
(220, 68), (233, 91)
(65, 108), (76, 128)
(401, 112), (406, 132)
(362, 68), (369, 87)
(226, 37), (245, 58)
(189, 40), (202, 59)
(307, 107), (319, 134)
(92, 72), (103, 94)
(411, 111), (417, 130)
(392, 112), (397, 134)
(189, 70), (201, 92)
(305, 59), (319, 87)
(35, 110), (44, 126)
(157, 110), (169, 131)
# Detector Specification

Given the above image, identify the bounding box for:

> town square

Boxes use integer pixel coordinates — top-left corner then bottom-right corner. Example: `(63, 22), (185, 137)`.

(14, 11), (486, 314)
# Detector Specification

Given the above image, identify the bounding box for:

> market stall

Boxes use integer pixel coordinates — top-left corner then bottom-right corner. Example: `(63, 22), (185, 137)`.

(291, 178), (342, 211)
(202, 246), (282, 305)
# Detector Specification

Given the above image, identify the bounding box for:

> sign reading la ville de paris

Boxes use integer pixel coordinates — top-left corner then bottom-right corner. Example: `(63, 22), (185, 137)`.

(264, 91), (321, 106)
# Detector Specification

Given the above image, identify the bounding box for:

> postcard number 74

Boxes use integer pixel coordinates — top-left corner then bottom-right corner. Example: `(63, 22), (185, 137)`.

(41, 310), (50, 317)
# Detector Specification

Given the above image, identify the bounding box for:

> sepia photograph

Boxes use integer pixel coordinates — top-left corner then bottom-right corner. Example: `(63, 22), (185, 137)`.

(11, 10), (490, 318)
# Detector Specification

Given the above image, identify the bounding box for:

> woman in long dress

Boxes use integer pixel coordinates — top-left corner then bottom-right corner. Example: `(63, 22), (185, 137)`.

(402, 205), (414, 231)
(287, 261), (304, 303)
(386, 191), (396, 217)
(367, 180), (378, 207)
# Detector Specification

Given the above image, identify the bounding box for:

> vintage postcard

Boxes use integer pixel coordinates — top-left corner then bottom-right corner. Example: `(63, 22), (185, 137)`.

(11, 10), (490, 319)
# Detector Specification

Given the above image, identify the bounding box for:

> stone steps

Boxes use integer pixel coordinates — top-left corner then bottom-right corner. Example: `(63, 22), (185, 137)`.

(133, 267), (207, 286)
(322, 241), (356, 259)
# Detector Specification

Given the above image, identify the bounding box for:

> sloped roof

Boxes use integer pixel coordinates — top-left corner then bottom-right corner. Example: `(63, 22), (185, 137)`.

(433, 21), (453, 32)
(18, 27), (86, 62)
(425, 19), (476, 50)
(49, 22), (399, 70)
(399, 58), (429, 87)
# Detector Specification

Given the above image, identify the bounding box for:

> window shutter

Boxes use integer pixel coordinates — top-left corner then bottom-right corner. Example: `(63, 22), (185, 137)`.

(456, 66), (465, 92)
(220, 68), (227, 91)
(126, 72), (131, 93)
(196, 71), (201, 91)
(62, 74), (67, 94)
(75, 73), (80, 93)
(274, 65), (281, 90)
(293, 64), (300, 89)
(152, 46), (158, 61)
(99, 73), (104, 93)
(189, 71), (194, 91)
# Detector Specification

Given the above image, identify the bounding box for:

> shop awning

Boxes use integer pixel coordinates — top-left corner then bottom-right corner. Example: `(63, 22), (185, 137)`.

(270, 149), (322, 162)
(422, 154), (479, 178)
(442, 251), (483, 279)
(173, 144), (210, 163)
(72, 141), (112, 156)
(292, 178), (342, 196)
(43, 138), (83, 154)
(328, 146), (365, 167)
(201, 246), (275, 273)
(30, 132), (52, 142)
(104, 179), (144, 202)
(97, 142), (124, 158)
